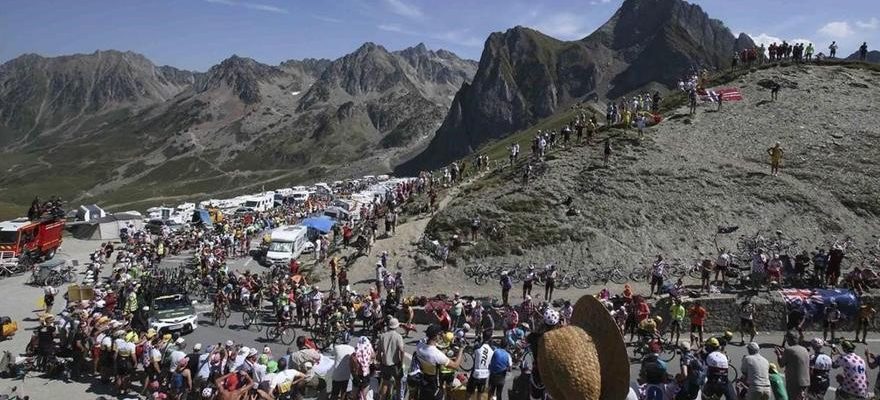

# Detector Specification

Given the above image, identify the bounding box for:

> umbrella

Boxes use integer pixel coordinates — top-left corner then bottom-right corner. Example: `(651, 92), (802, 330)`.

(301, 216), (335, 233)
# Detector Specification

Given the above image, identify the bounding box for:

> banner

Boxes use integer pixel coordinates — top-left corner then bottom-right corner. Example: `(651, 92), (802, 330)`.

(780, 288), (858, 325)
(699, 87), (743, 102)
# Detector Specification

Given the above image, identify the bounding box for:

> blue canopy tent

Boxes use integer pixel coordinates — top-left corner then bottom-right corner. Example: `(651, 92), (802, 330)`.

(300, 216), (335, 234)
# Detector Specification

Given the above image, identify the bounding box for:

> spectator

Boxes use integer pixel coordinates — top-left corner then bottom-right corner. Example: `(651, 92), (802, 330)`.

(776, 332), (810, 400)
(741, 342), (771, 400)
(488, 340), (512, 400)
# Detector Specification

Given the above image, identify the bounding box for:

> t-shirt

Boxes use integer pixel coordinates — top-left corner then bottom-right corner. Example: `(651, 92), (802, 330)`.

(471, 344), (494, 380)
(416, 344), (449, 376)
(331, 344), (355, 382)
(378, 330), (405, 366)
(690, 307), (707, 325)
(670, 305), (686, 322)
(117, 341), (136, 358)
(741, 354), (770, 387)
(740, 304), (755, 320)
(834, 353), (869, 397)
(781, 345), (811, 387)
(488, 348), (511, 374)
(274, 369), (304, 394)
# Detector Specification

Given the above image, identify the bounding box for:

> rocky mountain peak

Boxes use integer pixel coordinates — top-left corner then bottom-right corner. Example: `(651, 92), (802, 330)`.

(197, 55), (283, 104)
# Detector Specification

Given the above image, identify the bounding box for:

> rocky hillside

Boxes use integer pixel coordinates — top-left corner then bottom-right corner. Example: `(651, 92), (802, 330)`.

(429, 63), (880, 273)
(397, 0), (754, 172)
(0, 50), (194, 146)
(848, 50), (880, 63)
(0, 44), (476, 216)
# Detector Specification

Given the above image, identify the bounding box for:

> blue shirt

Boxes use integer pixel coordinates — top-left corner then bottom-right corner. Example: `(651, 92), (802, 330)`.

(489, 348), (511, 374)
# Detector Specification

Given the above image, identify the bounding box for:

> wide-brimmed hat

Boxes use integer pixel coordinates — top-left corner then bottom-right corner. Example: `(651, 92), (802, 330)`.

(388, 318), (400, 329)
(541, 294), (629, 400)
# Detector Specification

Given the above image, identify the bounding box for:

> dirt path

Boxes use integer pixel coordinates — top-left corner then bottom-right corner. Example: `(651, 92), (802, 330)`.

(342, 173), (484, 296)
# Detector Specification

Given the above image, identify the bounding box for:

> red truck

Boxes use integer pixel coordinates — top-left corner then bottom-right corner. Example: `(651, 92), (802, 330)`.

(0, 217), (64, 263)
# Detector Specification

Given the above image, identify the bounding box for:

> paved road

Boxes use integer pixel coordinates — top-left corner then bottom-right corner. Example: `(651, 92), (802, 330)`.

(3, 238), (880, 399)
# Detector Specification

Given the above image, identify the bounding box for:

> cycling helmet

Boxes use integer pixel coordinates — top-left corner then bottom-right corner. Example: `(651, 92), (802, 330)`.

(653, 316), (663, 324)
(706, 337), (720, 348)
(813, 354), (832, 371)
(810, 337), (825, 348)
(462, 323), (471, 331)
(201, 387), (214, 398)
(543, 308), (561, 326)
(520, 322), (530, 330)
(283, 305), (290, 312)
(722, 331), (733, 340)
(706, 351), (729, 369)
(444, 332), (454, 343)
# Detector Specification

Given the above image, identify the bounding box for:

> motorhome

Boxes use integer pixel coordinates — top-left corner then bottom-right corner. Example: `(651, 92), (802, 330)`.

(265, 225), (311, 266)
(242, 192), (274, 212)
(146, 206), (175, 221)
(290, 191), (310, 204)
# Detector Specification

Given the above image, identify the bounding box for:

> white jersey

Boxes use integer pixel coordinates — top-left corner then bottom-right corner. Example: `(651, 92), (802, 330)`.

(471, 343), (494, 380)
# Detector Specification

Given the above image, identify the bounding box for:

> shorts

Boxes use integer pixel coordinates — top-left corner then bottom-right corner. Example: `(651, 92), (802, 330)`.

(670, 320), (682, 331)
(824, 320), (836, 329)
(787, 320), (803, 331)
(651, 275), (663, 286)
(440, 372), (454, 385)
(741, 318), (755, 330)
(380, 364), (401, 380)
(466, 377), (487, 393)
(701, 269), (711, 279)
(116, 361), (131, 377)
(331, 380), (350, 397)
(716, 264), (728, 272)
(352, 374), (370, 389)
(691, 324), (703, 333)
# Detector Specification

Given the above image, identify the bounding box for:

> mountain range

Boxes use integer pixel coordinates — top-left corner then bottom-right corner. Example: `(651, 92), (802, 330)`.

(0, 43), (476, 213)
(0, 0), (756, 215)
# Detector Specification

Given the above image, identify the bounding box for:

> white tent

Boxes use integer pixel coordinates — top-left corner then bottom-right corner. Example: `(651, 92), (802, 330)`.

(70, 213), (144, 240)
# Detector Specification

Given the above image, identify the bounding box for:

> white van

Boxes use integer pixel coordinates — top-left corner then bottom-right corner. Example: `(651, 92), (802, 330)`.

(265, 225), (312, 266)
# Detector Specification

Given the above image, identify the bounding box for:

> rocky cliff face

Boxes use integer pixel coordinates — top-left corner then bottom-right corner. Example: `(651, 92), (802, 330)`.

(397, 0), (754, 172)
(847, 50), (880, 63)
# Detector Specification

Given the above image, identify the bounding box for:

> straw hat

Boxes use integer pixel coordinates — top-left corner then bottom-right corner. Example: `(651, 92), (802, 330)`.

(537, 294), (629, 400)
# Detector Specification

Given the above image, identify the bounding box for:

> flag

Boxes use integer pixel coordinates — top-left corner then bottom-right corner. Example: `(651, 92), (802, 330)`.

(698, 87), (743, 102)
(781, 288), (858, 325)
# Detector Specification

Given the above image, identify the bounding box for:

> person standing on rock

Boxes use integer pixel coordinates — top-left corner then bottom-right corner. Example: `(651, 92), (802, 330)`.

(768, 142), (784, 176)
(859, 42), (869, 61)
(740, 299), (757, 344)
(689, 301), (707, 345)
(499, 271), (513, 306)
(603, 138), (612, 167)
(544, 264), (558, 302)
(771, 82), (781, 101)
(829, 41), (838, 58)
(649, 255), (666, 297)
(522, 265), (535, 300)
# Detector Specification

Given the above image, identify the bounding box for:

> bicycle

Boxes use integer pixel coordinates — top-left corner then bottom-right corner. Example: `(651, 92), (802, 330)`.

(212, 303), (228, 328)
(310, 322), (349, 351)
(241, 306), (264, 332)
(265, 322), (297, 345)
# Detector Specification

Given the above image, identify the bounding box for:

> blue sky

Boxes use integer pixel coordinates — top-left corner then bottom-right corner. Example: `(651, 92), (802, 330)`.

(1, 0), (877, 71)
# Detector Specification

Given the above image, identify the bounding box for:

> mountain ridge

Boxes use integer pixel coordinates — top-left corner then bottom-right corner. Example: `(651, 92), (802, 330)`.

(397, 0), (755, 173)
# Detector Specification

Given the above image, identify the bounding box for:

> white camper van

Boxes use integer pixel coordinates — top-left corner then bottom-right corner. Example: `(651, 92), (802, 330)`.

(265, 225), (311, 266)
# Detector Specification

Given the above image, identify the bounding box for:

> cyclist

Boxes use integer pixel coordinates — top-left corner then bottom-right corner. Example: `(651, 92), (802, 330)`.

(639, 341), (669, 400)
(677, 341), (705, 400)
(711, 331), (734, 352)
(808, 338), (832, 399)
(702, 339), (737, 399)
(213, 289), (228, 318)
(638, 316), (663, 347)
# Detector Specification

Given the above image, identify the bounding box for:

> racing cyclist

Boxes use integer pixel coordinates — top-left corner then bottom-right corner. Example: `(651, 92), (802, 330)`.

(702, 339), (737, 399)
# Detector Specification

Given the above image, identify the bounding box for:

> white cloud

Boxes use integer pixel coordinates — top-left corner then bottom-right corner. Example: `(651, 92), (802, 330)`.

(856, 17), (879, 30)
(378, 24), (411, 34)
(818, 21), (854, 38)
(790, 38), (814, 46)
(384, 0), (423, 19)
(531, 12), (589, 40)
(202, 0), (287, 14)
(311, 15), (342, 23)
(748, 33), (783, 49)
